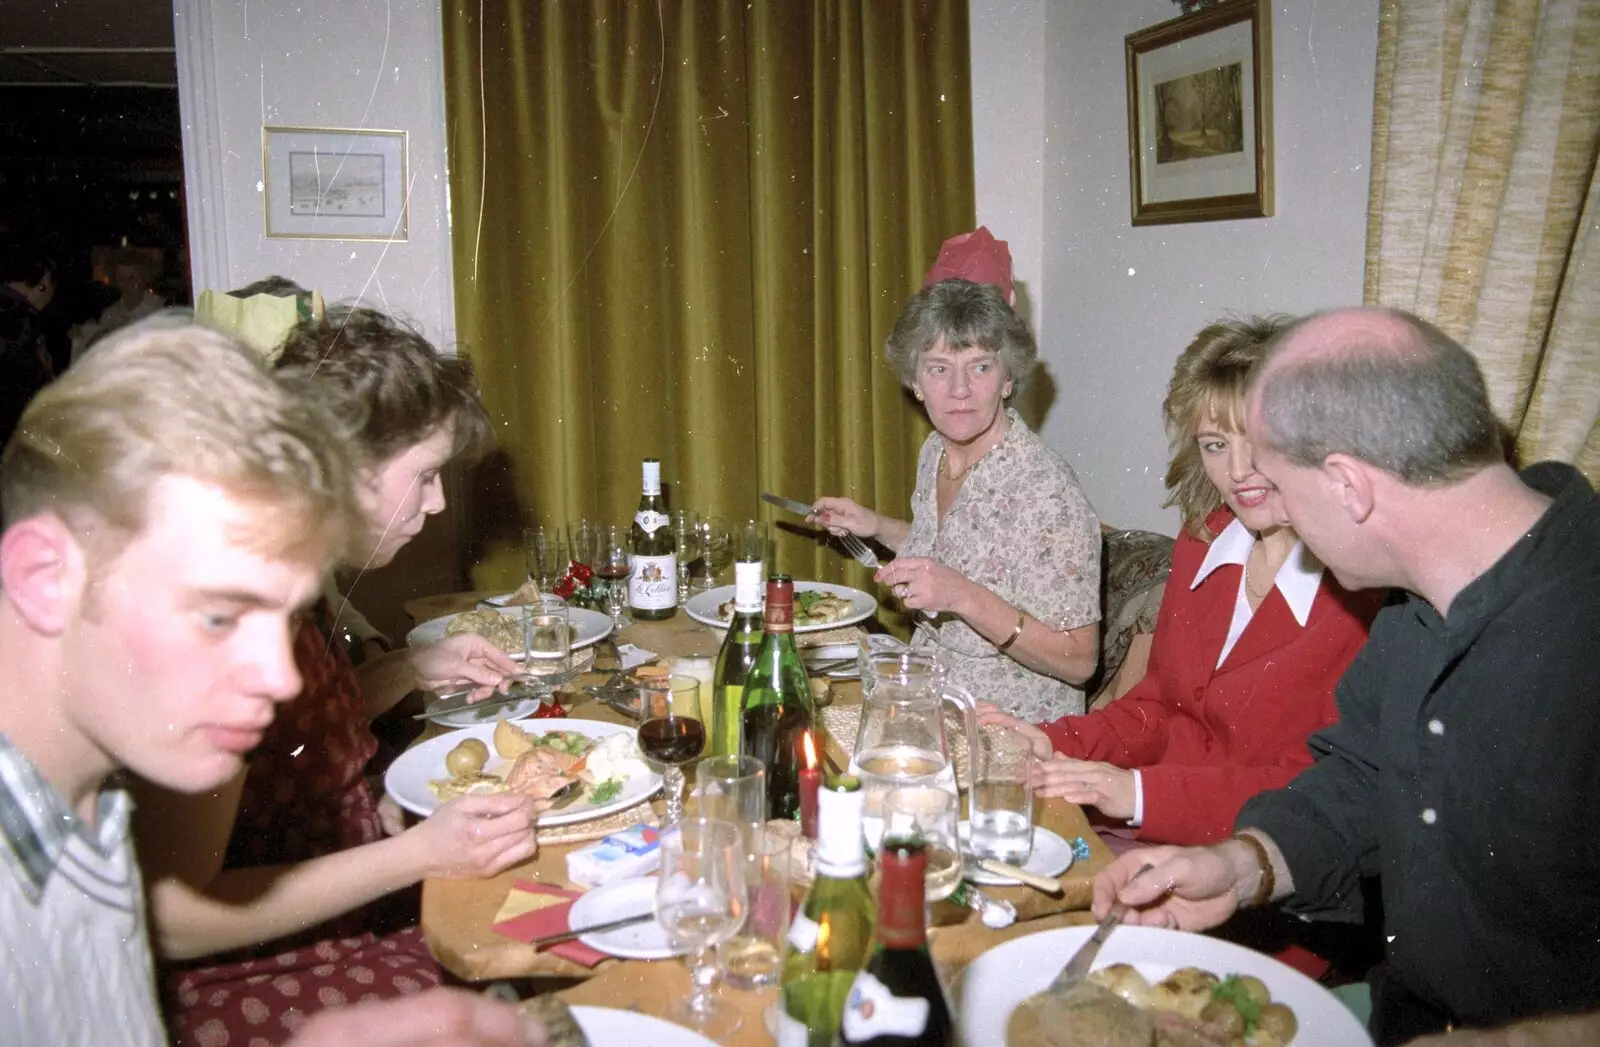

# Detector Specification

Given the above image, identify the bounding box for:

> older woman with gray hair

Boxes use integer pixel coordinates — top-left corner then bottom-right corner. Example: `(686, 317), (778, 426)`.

(815, 228), (1101, 720)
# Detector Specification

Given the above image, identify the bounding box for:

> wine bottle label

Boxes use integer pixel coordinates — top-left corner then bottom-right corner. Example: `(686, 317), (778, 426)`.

(629, 553), (677, 610)
(732, 560), (764, 612)
(774, 1008), (811, 1047)
(840, 972), (930, 1041)
(786, 910), (820, 952)
(635, 509), (669, 535)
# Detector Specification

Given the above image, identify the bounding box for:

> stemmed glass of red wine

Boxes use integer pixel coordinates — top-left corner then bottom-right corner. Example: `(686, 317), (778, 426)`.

(637, 675), (707, 827)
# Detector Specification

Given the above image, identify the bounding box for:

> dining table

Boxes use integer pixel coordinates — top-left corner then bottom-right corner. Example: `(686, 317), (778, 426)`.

(405, 590), (1114, 1046)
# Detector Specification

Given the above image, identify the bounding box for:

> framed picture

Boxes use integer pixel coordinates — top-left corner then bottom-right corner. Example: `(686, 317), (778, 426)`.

(1125, 0), (1272, 225)
(262, 126), (408, 240)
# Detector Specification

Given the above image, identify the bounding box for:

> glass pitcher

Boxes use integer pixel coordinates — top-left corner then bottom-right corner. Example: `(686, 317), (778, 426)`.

(850, 649), (980, 850)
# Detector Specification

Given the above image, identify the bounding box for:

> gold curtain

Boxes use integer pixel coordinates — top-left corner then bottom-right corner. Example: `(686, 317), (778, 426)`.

(441, 1), (972, 592)
(1364, 0), (1600, 478)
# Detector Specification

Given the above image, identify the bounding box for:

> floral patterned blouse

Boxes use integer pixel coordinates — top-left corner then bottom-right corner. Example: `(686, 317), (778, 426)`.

(902, 408), (1101, 720)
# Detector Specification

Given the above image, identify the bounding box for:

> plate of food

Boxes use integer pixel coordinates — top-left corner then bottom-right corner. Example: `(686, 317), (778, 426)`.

(683, 581), (876, 633)
(404, 604), (614, 653)
(959, 924), (1371, 1047)
(384, 718), (660, 823)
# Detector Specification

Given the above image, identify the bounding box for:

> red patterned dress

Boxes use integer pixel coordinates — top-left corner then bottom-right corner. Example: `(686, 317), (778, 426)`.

(162, 606), (442, 1047)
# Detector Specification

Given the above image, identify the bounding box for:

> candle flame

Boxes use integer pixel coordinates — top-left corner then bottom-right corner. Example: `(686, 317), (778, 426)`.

(802, 730), (818, 770)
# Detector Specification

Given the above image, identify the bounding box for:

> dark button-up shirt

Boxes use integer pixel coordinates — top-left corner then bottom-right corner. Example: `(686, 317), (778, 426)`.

(1240, 462), (1600, 1035)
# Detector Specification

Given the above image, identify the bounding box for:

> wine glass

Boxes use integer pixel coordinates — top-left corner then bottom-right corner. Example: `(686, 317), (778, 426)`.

(656, 817), (746, 1037)
(597, 523), (631, 628)
(671, 508), (702, 603)
(638, 674), (706, 827)
(883, 785), (962, 902)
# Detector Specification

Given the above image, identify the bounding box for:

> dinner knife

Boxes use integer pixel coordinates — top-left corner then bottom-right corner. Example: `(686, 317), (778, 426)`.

(414, 682), (555, 721)
(760, 491), (817, 518)
(528, 911), (656, 949)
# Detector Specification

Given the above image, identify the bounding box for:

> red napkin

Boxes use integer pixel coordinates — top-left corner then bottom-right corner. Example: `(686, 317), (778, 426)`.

(491, 880), (609, 967)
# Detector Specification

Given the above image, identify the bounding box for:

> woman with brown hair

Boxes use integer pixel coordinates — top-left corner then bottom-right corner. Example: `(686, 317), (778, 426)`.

(133, 306), (535, 1046)
(980, 314), (1383, 846)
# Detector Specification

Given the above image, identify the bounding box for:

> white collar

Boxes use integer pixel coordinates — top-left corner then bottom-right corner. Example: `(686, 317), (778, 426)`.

(1191, 517), (1324, 626)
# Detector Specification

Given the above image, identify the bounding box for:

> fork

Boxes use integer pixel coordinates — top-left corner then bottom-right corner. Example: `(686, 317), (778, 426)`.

(836, 532), (880, 570)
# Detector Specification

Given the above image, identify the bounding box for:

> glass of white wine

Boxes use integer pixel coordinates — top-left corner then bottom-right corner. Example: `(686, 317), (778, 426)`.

(656, 817), (746, 1037)
(882, 785), (962, 902)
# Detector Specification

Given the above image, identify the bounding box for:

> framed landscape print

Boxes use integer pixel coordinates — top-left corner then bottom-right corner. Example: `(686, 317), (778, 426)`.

(262, 126), (408, 240)
(1125, 0), (1273, 225)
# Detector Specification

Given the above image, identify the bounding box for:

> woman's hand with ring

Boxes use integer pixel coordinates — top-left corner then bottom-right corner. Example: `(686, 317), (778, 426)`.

(875, 556), (970, 616)
(1034, 756), (1136, 820)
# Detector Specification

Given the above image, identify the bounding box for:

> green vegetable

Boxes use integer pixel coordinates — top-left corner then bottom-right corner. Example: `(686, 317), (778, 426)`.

(795, 589), (827, 615)
(1211, 975), (1263, 1036)
(534, 731), (593, 756)
(588, 778), (623, 804)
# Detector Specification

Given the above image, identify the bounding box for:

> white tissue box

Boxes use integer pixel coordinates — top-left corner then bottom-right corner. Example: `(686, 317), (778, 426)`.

(565, 824), (663, 888)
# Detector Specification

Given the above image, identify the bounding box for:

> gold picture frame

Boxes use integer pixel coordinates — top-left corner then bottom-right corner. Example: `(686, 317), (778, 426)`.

(262, 126), (408, 241)
(1125, 0), (1273, 225)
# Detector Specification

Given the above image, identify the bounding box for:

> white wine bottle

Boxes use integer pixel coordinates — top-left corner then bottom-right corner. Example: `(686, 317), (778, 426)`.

(777, 779), (875, 1047)
(710, 559), (764, 757)
(627, 458), (677, 620)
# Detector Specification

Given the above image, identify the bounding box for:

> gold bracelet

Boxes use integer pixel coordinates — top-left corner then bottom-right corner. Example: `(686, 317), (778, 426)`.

(1233, 832), (1275, 908)
(996, 609), (1026, 652)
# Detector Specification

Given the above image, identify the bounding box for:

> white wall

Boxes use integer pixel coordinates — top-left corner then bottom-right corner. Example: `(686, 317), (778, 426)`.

(969, 0), (1047, 335)
(973, 1), (1379, 534)
(175, 0), (456, 344)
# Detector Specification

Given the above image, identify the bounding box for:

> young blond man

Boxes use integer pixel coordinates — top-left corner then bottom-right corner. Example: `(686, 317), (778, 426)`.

(0, 317), (542, 1047)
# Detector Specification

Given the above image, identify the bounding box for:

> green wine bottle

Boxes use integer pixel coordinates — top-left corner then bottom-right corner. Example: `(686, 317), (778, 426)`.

(835, 840), (955, 1047)
(711, 559), (764, 756)
(777, 779), (875, 1047)
(739, 576), (815, 820)
(627, 458), (677, 620)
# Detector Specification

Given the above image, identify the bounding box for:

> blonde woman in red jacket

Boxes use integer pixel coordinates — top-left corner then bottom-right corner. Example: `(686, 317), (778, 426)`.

(982, 315), (1383, 847)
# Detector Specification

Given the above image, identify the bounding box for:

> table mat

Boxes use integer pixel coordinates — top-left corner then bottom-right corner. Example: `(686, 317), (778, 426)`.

(539, 796), (656, 847)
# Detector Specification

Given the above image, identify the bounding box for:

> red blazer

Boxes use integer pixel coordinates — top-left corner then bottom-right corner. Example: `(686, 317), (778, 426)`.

(1041, 511), (1382, 845)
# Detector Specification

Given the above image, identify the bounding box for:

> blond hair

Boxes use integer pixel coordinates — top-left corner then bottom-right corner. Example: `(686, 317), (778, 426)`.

(1161, 314), (1292, 540)
(2, 315), (355, 567)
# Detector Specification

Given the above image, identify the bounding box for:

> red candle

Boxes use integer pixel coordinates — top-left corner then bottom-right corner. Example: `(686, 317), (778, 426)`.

(800, 731), (822, 839)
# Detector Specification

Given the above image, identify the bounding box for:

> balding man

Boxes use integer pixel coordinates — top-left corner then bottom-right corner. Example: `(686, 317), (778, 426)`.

(1091, 308), (1600, 1046)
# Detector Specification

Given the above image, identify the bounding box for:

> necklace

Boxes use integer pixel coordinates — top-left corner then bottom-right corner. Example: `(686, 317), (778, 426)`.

(940, 448), (976, 483)
(1245, 546), (1275, 602)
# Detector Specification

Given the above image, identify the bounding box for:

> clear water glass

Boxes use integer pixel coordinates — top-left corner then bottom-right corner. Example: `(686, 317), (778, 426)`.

(521, 597), (571, 673)
(969, 729), (1035, 864)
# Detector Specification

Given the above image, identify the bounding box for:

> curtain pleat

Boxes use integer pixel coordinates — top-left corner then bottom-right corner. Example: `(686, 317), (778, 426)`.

(1364, 0), (1600, 478)
(441, 1), (969, 591)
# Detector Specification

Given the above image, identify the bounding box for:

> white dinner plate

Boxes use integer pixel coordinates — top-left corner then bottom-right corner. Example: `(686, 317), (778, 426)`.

(957, 822), (1075, 885)
(570, 1005), (716, 1047)
(958, 924), (1373, 1047)
(403, 605), (614, 652)
(568, 877), (685, 961)
(683, 581), (877, 633)
(383, 719), (660, 821)
(426, 694), (555, 728)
